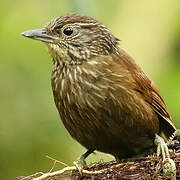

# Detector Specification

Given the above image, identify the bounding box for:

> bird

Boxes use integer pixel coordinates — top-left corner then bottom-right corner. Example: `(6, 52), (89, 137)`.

(21, 14), (177, 167)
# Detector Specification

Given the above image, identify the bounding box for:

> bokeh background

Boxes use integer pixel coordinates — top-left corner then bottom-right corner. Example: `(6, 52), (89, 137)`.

(0, 0), (180, 179)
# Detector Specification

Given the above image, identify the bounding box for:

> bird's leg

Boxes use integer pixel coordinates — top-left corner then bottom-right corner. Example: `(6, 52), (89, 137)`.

(74, 149), (94, 173)
(154, 134), (176, 179)
(76, 148), (95, 166)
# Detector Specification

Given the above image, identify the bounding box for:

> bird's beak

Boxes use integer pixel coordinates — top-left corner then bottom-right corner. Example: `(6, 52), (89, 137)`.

(21, 29), (58, 43)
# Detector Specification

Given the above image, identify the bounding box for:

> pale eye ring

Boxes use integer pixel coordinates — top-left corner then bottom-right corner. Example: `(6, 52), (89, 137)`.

(63, 27), (73, 36)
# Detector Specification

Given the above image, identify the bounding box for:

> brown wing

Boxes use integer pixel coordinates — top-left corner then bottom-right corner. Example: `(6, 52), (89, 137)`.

(118, 48), (176, 139)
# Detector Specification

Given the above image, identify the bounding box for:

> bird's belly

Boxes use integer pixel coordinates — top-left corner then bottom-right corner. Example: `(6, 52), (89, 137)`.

(57, 97), (158, 158)
(52, 72), (159, 158)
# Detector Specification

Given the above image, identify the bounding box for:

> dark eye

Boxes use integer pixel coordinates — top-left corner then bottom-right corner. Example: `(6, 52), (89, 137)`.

(63, 27), (73, 36)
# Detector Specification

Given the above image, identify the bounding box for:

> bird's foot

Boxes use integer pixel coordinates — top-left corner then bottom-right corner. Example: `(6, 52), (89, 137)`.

(73, 149), (94, 175)
(73, 155), (87, 175)
(154, 134), (176, 179)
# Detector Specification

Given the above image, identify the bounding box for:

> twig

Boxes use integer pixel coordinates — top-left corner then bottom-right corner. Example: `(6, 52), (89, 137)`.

(32, 165), (110, 180)
(45, 155), (68, 172)
(16, 172), (44, 180)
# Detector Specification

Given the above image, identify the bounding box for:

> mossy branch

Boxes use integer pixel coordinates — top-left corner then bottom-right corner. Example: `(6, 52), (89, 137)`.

(16, 145), (179, 180)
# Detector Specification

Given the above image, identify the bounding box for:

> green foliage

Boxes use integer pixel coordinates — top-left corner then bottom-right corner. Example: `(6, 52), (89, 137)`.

(0, 0), (179, 179)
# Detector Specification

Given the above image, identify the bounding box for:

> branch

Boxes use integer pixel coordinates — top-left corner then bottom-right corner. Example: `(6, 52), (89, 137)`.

(16, 144), (180, 180)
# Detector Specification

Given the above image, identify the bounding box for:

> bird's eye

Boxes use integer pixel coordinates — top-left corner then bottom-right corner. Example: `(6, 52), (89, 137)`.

(63, 27), (73, 36)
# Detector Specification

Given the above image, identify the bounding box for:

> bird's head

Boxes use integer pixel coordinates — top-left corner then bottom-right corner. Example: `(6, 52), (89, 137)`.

(22, 14), (119, 65)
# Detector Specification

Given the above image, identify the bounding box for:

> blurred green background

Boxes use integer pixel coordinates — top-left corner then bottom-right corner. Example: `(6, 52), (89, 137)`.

(0, 0), (180, 179)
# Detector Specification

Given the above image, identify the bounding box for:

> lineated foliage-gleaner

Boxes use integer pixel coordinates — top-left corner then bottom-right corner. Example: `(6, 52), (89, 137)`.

(21, 14), (177, 168)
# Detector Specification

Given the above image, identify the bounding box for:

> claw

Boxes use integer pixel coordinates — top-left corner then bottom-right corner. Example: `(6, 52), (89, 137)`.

(73, 160), (84, 175)
(73, 155), (87, 175)
(73, 149), (94, 175)
(154, 134), (176, 179)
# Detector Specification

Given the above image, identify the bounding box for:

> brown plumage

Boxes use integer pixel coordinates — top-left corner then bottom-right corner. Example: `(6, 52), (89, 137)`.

(22, 14), (176, 160)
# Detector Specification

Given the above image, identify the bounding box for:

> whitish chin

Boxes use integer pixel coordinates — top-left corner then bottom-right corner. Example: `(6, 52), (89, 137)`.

(46, 43), (70, 62)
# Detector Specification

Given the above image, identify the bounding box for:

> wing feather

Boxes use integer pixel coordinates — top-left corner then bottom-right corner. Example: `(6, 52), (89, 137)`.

(117, 48), (176, 139)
